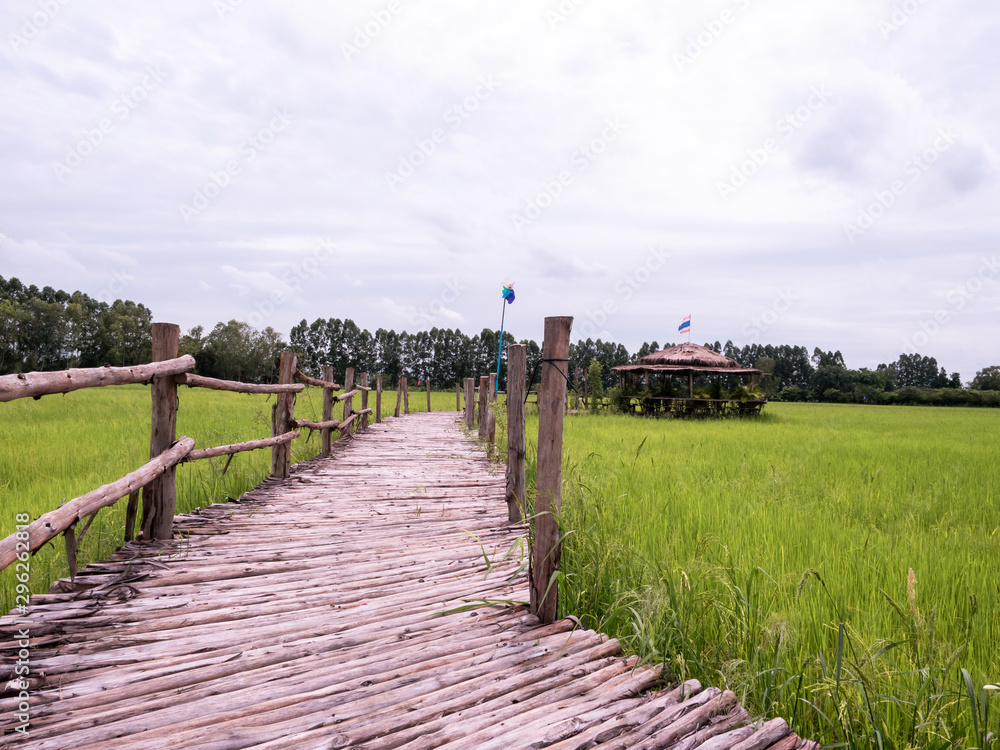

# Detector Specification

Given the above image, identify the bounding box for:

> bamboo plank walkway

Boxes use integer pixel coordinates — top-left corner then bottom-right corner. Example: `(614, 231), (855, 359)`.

(1, 412), (815, 749)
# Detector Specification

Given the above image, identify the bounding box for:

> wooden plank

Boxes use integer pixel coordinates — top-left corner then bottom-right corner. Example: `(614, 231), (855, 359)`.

(186, 431), (300, 461)
(532, 315), (572, 622)
(177, 373), (304, 394)
(506, 344), (526, 523)
(0, 437), (195, 571)
(142, 323), (180, 541)
(0, 355), (194, 402)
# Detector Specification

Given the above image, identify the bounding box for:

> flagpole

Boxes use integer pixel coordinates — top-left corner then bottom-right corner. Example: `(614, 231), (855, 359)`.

(495, 298), (506, 396)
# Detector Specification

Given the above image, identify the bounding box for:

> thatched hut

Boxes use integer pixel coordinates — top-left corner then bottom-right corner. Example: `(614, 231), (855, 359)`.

(612, 343), (765, 417)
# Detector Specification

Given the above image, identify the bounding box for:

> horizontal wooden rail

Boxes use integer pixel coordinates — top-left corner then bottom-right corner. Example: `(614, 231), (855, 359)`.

(354, 385), (373, 392)
(292, 418), (341, 431)
(335, 389), (358, 402)
(0, 356), (195, 403)
(357, 408), (373, 416)
(295, 369), (342, 390)
(0, 437), (195, 572)
(338, 412), (360, 432)
(185, 430), (300, 462)
(176, 373), (305, 394)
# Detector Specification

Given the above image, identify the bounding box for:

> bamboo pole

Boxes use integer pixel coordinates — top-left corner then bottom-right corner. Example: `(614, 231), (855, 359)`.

(0, 437), (195, 572)
(532, 316), (573, 623)
(142, 323), (180, 541)
(506, 344), (527, 523)
(464, 377), (475, 429)
(270, 351), (297, 479)
(342, 367), (355, 438)
(322, 365), (335, 456)
(0, 355), (194, 402)
(376, 373), (383, 423)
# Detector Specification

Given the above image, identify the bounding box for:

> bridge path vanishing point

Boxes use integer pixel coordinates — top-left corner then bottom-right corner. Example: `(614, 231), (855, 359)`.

(1, 412), (816, 750)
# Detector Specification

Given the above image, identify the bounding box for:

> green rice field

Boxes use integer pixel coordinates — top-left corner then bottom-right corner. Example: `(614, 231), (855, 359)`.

(515, 403), (999, 748)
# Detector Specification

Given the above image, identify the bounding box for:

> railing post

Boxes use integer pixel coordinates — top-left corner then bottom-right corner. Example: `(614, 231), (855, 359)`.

(394, 376), (403, 417)
(142, 322), (180, 541)
(531, 316), (572, 623)
(343, 367), (355, 437)
(487, 372), (497, 446)
(455, 382), (461, 411)
(376, 373), (383, 423)
(360, 372), (369, 430)
(464, 377), (475, 429)
(506, 344), (526, 523)
(426, 379), (431, 413)
(477, 375), (488, 439)
(322, 365), (334, 456)
(403, 376), (409, 414)
(271, 351), (297, 478)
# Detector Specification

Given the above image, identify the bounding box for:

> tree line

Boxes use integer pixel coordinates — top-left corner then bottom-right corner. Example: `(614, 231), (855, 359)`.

(2, 276), (997, 407)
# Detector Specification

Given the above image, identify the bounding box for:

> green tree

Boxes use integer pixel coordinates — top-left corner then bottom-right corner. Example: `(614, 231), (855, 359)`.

(587, 358), (604, 413)
(971, 366), (1000, 390)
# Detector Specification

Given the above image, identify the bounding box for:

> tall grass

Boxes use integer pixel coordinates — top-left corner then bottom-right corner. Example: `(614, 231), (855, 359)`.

(515, 403), (999, 748)
(0, 383), (460, 615)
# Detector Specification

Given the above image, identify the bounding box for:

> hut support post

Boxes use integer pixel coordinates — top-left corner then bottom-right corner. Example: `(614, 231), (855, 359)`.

(688, 372), (694, 399)
(506, 344), (527, 523)
(142, 323), (180, 541)
(532, 316), (572, 623)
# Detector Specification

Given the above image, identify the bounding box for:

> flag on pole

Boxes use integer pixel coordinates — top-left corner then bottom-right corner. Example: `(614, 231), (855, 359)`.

(502, 284), (515, 304)
(678, 315), (691, 333)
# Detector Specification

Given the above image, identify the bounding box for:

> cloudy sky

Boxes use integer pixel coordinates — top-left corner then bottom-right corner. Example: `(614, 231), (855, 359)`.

(1, 0), (997, 378)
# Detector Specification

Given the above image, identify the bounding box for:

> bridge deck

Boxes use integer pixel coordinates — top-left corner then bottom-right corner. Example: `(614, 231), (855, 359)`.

(2, 413), (813, 749)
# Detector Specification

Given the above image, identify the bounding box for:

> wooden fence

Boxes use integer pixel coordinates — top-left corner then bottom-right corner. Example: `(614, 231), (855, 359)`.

(0, 322), (381, 577)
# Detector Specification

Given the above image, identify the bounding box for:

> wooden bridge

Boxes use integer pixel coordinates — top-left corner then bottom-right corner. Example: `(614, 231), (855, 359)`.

(2, 412), (815, 749)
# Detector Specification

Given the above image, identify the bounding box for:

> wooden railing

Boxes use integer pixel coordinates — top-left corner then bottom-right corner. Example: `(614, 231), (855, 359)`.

(0, 322), (385, 577)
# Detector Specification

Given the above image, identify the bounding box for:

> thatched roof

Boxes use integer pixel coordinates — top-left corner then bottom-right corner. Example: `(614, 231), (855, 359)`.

(638, 343), (739, 368)
(612, 343), (761, 376)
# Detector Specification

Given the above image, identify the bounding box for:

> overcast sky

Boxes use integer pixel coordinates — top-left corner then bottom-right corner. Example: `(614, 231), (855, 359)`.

(1, 0), (997, 378)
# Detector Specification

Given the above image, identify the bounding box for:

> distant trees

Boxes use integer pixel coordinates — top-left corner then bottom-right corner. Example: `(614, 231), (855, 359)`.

(180, 321), (285, 384)
(971, 366), (1000, 391)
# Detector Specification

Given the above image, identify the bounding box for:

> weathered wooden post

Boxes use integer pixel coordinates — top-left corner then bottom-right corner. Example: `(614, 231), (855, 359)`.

(455, 382), (461, 411)
(376, 373), (383, 423)
(464, 377), (475, 429)
(531, 316), (572, 623)
(360, 372), (370, 430)
(343, 367), (355, 437)
(322, 365), (335, 456)
(477, 375), (489, 439)
(426, 379), (432, 412)
(269, 351), (297, 479)
(506, 344), (526, 523)
(142, 323), (180, 540)
(403, 376), (409, 414)
(487, 372), (497, 446)
(394, 376), (403, 418)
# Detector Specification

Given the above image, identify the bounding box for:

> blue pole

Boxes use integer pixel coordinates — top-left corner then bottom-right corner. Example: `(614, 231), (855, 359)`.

(495, 300), (506, 396)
